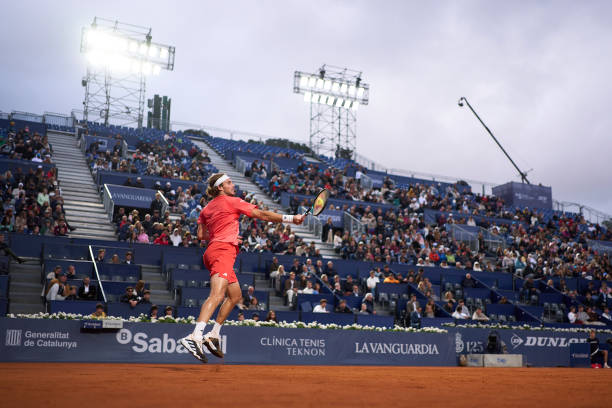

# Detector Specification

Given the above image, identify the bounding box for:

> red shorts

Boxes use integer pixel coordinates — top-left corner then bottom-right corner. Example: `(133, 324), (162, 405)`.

(203, 241), (239, 284)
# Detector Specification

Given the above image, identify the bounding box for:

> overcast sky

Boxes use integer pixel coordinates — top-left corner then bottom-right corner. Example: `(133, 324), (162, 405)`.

(1, 1), (611, 215)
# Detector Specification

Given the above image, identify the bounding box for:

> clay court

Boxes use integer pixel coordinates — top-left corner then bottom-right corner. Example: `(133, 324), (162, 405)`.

(1, 363), (610, 407)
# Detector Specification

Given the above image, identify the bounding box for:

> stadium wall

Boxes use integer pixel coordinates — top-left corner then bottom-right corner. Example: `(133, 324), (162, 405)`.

(0, 318), (602, 366)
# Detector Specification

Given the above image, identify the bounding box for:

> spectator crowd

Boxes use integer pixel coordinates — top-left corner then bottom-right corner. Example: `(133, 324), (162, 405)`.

(0, 122), (75, 236)
(3, 122), (611, 329)
(85, 131), (214, 183)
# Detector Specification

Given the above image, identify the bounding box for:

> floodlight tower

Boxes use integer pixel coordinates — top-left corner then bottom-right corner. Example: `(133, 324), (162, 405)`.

(80, 17), (176, 128)
(293, 65), (369, 159)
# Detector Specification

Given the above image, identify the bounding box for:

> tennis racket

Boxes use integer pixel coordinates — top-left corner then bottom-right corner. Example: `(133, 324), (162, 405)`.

(304, 188), (330, 216)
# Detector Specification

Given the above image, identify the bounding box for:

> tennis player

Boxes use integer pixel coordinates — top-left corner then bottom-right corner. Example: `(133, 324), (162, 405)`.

(180, 173), (304, 362)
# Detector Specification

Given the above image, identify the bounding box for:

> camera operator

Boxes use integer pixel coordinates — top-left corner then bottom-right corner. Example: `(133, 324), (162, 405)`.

(587, 330), (610, 368)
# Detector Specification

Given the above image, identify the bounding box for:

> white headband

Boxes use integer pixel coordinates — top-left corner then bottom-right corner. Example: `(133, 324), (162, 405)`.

(213, 174), (230, 188)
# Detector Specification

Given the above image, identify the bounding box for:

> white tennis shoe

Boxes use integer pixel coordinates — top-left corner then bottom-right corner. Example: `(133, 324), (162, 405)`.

(180, 334), (207, 363)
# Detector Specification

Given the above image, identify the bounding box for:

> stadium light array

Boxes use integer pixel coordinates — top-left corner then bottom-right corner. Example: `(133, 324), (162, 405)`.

(80, 21), (175, 76)
(293, 70), (369, 111)
(80, 17), (177, 128)
(293, 64), (369, 159)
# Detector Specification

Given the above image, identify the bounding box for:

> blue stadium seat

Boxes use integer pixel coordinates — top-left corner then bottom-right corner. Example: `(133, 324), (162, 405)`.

(539, 292), (563, 305)
(183, 298), (197, 308)
(181, 287), (210, 305)
(340, 295), (362, 311)
(162, 248), (204, 271)
(375, 283), (409, 301)
(486, 303), (515, 317)
(186, 279), (200, 288)
(105, 268), (137, 283)
(300, 301), (312, 313)
(464, 287), (491, 301)
(300, 312), (355, 325)
(297, 294), (334, 310)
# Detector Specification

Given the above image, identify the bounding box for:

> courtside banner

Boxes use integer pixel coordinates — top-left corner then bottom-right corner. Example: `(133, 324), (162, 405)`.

(492, 182), (553, 210)
(452, 328), (593, 367)
(0, 319), (454, 366)
(106, 184), (157, 209)
(4, 319), (600, 366)
(319, 210), (344, 228)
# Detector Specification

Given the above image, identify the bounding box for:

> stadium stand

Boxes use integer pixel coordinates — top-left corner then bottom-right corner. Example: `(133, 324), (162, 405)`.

(0, 113), (610, 332)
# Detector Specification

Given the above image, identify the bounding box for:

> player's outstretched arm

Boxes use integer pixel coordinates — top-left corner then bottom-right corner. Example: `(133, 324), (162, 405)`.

(251, 208), (305, 225)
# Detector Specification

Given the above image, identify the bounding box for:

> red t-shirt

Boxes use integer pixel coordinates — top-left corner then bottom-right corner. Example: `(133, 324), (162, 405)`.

(198, 195), (256, 245)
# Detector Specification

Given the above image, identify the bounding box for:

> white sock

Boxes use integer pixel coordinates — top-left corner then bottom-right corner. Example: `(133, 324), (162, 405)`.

(205, 322), (222, 339)
(192, 321), (206, 340)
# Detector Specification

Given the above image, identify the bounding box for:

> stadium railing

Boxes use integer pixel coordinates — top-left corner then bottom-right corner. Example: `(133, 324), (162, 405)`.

(89, 245), (107, 303)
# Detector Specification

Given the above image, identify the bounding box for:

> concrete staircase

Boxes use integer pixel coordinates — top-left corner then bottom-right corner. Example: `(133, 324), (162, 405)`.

(141, 265), (175, 306)
(254, 276), (292, 312)
(8, 258), (45, 314)
(47, 130), (116, 241)
(190, 138), (338, 259)
(267, 290), (292, 312)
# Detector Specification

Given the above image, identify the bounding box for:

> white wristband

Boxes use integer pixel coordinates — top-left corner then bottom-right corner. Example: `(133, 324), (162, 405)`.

(282, 214), (294, 223)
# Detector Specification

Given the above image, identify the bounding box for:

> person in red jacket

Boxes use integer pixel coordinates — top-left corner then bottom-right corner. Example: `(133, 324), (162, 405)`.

(53, 219), (69, 236)
(429, 244), (440, 263)
(153, 232), (169, 245)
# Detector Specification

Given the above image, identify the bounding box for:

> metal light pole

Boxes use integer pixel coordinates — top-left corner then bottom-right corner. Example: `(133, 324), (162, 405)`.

(458, 97), (530, 184)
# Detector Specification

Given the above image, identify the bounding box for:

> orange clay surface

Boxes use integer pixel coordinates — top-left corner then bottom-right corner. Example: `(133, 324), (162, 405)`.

(1, 363), (611, 408)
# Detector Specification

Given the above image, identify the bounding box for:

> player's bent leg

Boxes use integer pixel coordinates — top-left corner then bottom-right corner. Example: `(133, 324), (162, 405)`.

(216, 281), (243, 324)
(203, 281), (241, 358)
(196, 275), (229, 326)
(181, 275), (228, 362)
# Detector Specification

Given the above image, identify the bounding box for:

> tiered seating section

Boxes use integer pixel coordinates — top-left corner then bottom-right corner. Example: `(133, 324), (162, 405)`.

(0, 118), (73, 236)
(201, 133), (612, 328)
(80, 122), (218, 242)
(22, 236), (610, 329)
(1, 118), (610, 331)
